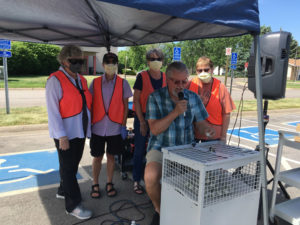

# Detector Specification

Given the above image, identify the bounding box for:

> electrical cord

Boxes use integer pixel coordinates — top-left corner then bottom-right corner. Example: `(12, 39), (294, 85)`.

(228, 81), (248, 146)
(72, 199), (152, 225)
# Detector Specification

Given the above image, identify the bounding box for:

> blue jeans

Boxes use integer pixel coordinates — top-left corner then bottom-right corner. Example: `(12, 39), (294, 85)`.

(132, 115), (149, 182)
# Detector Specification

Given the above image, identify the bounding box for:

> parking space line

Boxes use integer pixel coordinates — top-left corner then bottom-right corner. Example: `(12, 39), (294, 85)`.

(240, 119), (295, 131)
(229, 141), (300, 169)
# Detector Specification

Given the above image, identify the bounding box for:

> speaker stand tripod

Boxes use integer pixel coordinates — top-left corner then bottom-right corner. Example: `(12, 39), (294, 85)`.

(255, 100), (290, 199)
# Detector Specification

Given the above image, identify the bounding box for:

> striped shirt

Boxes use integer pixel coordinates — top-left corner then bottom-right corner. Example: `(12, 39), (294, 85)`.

(145, 87), (208, 151)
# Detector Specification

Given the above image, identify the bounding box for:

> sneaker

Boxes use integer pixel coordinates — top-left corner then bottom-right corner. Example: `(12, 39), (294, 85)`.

(56, 193), (65, 199)
(67, 205), (92, 220)
(150, 211), (160, 225)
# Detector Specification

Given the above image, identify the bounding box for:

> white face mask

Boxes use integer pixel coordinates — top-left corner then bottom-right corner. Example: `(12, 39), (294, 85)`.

(104, 64), (117, 76)
(197, 72), (212, 83)
(149, 61), (162, 71)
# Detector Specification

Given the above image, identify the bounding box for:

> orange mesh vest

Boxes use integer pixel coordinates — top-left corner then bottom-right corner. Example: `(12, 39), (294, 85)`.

(48, 71), (92, 119)
(92, 75), (124, 125)
(133, 71), (167, 113)
(189, 77), (222, 125)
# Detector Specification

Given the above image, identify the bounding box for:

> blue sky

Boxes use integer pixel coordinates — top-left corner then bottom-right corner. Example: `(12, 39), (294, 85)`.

(259, 0), (300, 43)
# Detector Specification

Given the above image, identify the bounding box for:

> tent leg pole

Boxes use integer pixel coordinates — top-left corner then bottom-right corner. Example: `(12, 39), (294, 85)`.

(254, 34), (269, 225)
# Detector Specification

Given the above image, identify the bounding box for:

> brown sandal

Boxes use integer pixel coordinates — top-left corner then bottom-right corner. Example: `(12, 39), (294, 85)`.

(90, 184), (100, 199)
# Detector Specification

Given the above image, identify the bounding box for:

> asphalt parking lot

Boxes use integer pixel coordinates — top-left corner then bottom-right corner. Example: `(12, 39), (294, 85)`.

(1, 78), (300, 224)
(1, 109), (300, 225)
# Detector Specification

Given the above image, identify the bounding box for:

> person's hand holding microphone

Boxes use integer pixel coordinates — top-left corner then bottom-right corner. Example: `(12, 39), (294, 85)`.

(175, 92), (187, 117)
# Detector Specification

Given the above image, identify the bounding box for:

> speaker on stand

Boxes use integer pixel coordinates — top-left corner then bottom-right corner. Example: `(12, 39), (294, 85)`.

(247, 31), (292, 210)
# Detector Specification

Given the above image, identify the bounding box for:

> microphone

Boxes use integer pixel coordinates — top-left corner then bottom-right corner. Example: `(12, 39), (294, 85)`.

(178, 92), (185, 117)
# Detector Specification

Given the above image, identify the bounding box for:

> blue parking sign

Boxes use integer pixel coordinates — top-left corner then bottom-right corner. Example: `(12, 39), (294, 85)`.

(0, 39), (11, 50)
(0, 50), (12, 58)
(173, 47), (181, 61)
(231, 52), (238, 65)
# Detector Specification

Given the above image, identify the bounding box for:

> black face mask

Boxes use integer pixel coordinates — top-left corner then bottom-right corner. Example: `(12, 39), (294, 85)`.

(69, 63), (82, 74)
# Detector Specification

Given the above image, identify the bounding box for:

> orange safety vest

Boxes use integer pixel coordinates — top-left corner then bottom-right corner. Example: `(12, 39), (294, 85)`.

(189, 77), (223, 125)
(92, 75), (124, 125)
(48, 71), (92, 119)
(133, 71), (167, 113)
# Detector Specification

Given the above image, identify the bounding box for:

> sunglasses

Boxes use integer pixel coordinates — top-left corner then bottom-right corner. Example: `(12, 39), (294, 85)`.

(169, 77), (188, 85)
(68, 58), (85, 65)
(197, 68), (210, 73)
(148, 58), (162, 62)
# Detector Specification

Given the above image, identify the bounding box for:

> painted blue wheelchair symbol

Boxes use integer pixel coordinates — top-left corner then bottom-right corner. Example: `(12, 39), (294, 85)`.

(286, 121), (300, 127)
(0, 150), (82, 194)
(227, 127), (293, 146)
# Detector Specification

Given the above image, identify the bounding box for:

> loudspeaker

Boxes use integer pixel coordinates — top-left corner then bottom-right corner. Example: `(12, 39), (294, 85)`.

(248, 31), (291, 100)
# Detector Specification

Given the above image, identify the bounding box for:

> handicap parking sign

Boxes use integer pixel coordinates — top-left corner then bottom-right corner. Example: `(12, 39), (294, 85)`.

(231, 52), (238, 65)
(173, 47), (181, 61)
(0, 149), (84, 195)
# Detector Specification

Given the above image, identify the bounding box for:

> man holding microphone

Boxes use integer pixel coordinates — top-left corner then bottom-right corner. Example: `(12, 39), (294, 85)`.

(144, 61), (215, 225)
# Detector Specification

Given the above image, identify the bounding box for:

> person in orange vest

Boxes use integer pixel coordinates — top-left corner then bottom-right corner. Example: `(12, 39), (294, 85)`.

(89, 52), (132, 199)
(132, 49), (167, 195)
(188, 56), (236, 142)
(46, 45), (92, 220)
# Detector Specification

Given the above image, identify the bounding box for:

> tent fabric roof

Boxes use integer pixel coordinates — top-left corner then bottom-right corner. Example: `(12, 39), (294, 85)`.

(0, 0), (260, 48)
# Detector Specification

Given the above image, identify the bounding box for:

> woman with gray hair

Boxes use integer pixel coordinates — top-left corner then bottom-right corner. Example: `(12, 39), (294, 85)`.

(46, 45), (92, 220)
(132, 48), (166, 194)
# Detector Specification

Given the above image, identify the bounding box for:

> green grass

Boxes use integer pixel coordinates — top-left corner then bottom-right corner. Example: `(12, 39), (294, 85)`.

(1, 98), (300, 127)
(0, 106), (48, 126)
(0, 75), (137, 89)
(234, 98), (300, 111)
(0, 76), (49, 88)
(286, 80), (300, 89)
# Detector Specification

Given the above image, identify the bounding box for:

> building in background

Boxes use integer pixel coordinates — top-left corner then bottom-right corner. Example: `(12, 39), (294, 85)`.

(81, 46), (118, 75)
(287, 59), (300, 81)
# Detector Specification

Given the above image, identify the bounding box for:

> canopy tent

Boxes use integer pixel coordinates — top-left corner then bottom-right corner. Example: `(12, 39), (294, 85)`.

(0, 1), (268, 224)
(0, 0), (259, 49)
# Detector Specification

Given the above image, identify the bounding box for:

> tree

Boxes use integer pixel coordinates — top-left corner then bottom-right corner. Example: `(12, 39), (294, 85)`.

(290, 37), (299, 59)
(5, 41), (60, 76)
(127, 45), (147, 72)
(260, 25), (272, 35)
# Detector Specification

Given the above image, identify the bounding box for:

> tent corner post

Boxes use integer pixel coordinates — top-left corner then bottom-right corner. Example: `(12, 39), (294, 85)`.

(253, 34), (269, 225)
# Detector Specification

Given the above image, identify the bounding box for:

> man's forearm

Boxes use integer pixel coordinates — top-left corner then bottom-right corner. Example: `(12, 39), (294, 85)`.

(148, 110), (179, 136)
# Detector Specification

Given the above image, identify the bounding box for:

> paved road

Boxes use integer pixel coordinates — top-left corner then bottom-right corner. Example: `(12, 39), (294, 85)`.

(1, 77), (300, 108)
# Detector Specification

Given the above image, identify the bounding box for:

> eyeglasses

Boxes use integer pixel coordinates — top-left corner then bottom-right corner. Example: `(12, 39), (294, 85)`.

(196, 68), (210, 73)
(148, 58), (162, 62)
(169, 77), (188, 85)
(68, 58), (85, 65)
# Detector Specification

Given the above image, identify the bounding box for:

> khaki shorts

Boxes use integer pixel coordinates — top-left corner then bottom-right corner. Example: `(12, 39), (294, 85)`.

(146, 149), (163, 165)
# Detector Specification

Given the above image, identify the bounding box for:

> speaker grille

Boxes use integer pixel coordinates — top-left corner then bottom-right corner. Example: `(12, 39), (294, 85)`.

(281, 49), (287, 59)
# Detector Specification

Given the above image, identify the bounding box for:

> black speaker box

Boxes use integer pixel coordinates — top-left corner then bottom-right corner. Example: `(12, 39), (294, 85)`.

(248, 31), (291, 100)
